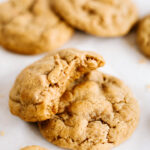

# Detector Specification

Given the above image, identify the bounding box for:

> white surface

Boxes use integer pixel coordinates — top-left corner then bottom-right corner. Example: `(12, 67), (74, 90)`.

(0, 0), (150, 150)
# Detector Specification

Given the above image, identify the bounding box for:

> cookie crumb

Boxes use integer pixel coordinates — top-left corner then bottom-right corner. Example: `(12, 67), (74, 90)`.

(0, 131), (4, 136)
(138, 58), (147, 64)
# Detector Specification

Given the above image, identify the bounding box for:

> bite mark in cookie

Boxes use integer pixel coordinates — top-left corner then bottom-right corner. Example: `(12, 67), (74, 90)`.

(9, 49), (104, 122)
(20, 145), (48, 150)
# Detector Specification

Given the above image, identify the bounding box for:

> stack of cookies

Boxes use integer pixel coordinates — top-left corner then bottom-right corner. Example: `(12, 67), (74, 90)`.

(9, 49), (139, 150)
(0, 0), (145, 149)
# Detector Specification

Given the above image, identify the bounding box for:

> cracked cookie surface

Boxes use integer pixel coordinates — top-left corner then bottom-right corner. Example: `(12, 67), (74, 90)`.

(20, 145), (48, 150)
(137, 15), (150, 57)
(39, 70), (139, 150)
(9, 49), (104, 122)
(0, 0), (73, 55)
(52, 0), (138, 37)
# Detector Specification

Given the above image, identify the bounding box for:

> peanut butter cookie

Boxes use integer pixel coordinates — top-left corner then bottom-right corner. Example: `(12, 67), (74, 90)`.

(52, 0), (138, 37)
(0, 0), (73, 55)
(137, 15), (150, 57)
(39, 70), (139, 150)
(20, 145), (48, 150)
(9, 49), (104, 122)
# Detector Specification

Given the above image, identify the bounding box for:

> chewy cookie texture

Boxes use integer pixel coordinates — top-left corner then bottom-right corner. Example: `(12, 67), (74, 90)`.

(52, 0), (138, 37)
(39, 70), (139, 150)
(137, 15), (150, 57)
(20, 145), (48, 150)
(9, 49), (104, 122)
(0, 0), (73, 55)
(9, 49), (139, 150)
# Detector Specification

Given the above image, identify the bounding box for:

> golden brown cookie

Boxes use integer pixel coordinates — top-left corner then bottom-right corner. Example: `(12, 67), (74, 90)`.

(52, 0), (138, 37)
(9, 49), (104, 122)
(39, 70), (139, 150)
(20, 145), (48, 150)
(137, 15), (150, 57)
(0, 0), (73, 55)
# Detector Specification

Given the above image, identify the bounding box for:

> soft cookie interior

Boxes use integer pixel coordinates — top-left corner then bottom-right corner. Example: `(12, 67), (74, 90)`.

(9, 49), (105, 122)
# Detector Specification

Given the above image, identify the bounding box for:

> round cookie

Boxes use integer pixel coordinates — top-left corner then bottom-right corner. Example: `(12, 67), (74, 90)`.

(137, 15), (150, 57)
(9, 49), (105, 122)
(20, 145), (48, 150)
(52, 0), (138, 37)
(39, 70), (139, 150)
(0, 0), (73, 55)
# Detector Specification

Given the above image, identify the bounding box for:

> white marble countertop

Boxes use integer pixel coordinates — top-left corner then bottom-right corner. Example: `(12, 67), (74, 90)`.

(0, 0), (150, 150)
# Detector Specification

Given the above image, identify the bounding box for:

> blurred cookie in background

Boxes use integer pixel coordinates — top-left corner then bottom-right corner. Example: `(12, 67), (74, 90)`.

(0, 0), (74, 55)
(39, 70), (139, 150)
(52, 0), (138, 37)
(137, 15), (150, 57)
(9, 49), (104, 122)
